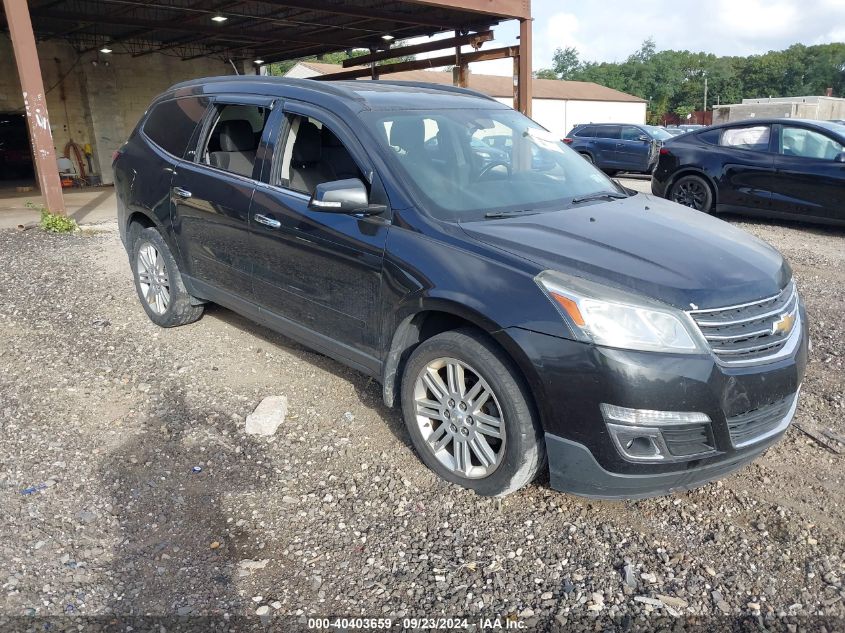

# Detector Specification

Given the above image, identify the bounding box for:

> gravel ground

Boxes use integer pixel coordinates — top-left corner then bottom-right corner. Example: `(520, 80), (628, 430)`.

(0, 211), (843, 632)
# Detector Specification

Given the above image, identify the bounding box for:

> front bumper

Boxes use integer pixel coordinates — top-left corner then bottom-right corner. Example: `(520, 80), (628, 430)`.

(504, 309), (808, 498)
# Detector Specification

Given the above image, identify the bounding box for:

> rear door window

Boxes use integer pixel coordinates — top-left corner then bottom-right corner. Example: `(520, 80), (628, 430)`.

(198, 103), (269, 178)
(720, 125), (771, 152)
(595, 126), (621, 140)
(143, 97), (208, 158)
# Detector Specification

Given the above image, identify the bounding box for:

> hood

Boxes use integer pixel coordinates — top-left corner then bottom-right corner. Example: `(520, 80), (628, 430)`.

(460, 194), (790, 310)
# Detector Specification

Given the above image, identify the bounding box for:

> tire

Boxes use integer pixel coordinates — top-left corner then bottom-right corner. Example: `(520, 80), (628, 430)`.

(670, 174), (713, 212)
(400, 328), (545, 497)
(131, 227), (203, 328)
(579, 152), (594, 164)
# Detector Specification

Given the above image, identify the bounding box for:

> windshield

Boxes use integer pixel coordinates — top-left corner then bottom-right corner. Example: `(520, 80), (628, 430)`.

(645, 125), (673, 141)
(360, 108), (624, 219)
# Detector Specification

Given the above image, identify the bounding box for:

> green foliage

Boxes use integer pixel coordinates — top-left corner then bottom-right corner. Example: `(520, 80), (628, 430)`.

(267, 47), (416, 76)
(540, 40), (845, 119)
(26, 202), (78, 233)
(537, 46), (582, 79)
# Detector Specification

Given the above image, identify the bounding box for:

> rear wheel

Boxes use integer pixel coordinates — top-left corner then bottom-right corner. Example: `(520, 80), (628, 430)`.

(579, 152), (594, 164)
(400, 328), (545, 497)
(131, 227), (203, 327)
(670, 174), (713, 212)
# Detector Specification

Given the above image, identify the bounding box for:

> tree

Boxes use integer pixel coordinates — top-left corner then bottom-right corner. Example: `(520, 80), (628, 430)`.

(539, 40), (845, 121)
(537, 46), (581, 80)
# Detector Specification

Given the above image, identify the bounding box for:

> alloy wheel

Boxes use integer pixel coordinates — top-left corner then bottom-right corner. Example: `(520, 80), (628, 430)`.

(413, 357), (505, 479)
(136, 241), (171, 315)
(672, 179), (708, 210)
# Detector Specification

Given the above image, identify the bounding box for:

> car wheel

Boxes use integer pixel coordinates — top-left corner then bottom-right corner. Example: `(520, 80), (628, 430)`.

(579, 152), (594, 164)
(131, 227), (203, 327)
(670, 175), (713, 212)
(400, 328), (545, 497)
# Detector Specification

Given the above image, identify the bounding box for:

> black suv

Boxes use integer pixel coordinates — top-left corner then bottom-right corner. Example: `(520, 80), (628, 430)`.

(114, 77), (807, 499)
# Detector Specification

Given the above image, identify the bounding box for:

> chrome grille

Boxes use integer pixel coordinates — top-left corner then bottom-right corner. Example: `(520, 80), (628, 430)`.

(689, 282), (799, 365)
(727, 393), (797, 448)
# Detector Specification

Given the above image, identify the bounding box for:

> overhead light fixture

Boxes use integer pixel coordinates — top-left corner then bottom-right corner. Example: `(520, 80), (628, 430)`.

(381, 34), (394, 41)
(212, 13), (228, 22)
(254, 59), (264, 65)
(100, 46), (113, 54)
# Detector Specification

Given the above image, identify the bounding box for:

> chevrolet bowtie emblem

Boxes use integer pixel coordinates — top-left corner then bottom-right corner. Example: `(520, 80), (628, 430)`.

(772, 312), (796, 336)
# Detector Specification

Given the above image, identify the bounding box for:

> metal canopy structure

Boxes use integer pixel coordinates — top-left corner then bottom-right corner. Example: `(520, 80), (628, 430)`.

(1, 0), (532, 216)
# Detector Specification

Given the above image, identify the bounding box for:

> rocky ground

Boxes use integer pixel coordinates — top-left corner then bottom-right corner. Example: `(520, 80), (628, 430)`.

(0, 208), (843, 632)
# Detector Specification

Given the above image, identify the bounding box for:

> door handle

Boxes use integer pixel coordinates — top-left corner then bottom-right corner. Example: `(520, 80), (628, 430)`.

(254, 213), (281, 229)
(173, 187), (192, 199)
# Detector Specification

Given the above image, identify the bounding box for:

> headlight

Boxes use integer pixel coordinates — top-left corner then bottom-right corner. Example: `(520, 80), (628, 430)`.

(535, 270), (706, 354)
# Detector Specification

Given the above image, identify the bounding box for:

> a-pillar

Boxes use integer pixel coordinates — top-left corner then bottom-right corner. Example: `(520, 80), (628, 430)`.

(3, 0), (66, 214)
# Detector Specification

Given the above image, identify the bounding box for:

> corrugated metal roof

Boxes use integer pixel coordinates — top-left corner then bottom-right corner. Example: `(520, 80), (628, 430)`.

(297, 61), (646, 103)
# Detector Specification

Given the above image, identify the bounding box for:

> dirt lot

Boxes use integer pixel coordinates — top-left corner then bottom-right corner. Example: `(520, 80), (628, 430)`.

(0, 203), (843, 631)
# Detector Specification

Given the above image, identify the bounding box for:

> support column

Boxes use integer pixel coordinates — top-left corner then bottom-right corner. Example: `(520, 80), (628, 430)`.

(517, 17), (533, 117)
(453, 30), (468, 87)
(3, 0), (65, 214)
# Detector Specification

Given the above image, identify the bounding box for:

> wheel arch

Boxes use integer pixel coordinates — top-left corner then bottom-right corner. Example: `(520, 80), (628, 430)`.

(380, 304), (545, 432)
(124, 209), (187, 272)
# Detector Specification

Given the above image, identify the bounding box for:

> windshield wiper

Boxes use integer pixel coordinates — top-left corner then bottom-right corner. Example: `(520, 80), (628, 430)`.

(570, 191), (629, 204)
(484, 209), (541, 219)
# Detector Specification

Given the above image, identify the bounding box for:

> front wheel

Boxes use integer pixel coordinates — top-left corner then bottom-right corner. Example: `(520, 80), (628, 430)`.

(400, 328), (545, 497)
(670, 174), (713, 212)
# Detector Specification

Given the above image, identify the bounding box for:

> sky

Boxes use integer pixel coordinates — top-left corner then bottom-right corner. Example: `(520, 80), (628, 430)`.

(416, 0), (845, 76)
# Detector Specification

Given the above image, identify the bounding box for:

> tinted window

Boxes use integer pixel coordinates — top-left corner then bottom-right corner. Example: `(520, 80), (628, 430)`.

(595, 126), (621, 140)
(574, 126), (595, 137)
(780, 126), (844, 160)
(720, 125), (771, 152)
(143, 97), (208, 158)
(621, 126), (643, 141)
(697, 129), (721, 145)
(199, 103), (268, 178)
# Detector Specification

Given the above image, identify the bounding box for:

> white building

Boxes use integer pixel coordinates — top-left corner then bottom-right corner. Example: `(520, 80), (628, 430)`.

(285, 62), (646, 139)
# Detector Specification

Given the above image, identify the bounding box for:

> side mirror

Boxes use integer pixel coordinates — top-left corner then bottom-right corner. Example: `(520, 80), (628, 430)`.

(638, 134), (650, 142)
(835, 152), (845, 163)
(308, 178), (386, 215)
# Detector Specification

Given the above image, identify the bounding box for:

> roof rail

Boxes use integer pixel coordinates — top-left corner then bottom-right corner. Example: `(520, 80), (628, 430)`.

(166, 75), (361, 100)
(357, 79), (497, 102)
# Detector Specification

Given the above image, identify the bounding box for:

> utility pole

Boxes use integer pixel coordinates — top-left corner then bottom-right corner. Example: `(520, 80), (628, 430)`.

(703, 76), (708, 115)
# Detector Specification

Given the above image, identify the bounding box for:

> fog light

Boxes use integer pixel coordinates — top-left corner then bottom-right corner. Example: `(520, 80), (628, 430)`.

(601, 404), (716, 463)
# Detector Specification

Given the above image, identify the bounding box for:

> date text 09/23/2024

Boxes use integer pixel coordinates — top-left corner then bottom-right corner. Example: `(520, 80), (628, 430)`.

(307, 617), (526, 630)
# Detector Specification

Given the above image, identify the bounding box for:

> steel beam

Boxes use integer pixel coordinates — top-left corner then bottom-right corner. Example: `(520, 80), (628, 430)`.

(314, 45), (519, 81)
(3, 0), (66, 215)
(401, 0), (530, 19)
(517, 16), (532, 116)
(342, 30), (493, 67)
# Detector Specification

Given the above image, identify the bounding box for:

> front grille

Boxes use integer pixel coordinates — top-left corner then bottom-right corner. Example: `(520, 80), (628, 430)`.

(689, 282), (799, 365)
(661, 424), (715, 458)
(727, 394), (796, 448)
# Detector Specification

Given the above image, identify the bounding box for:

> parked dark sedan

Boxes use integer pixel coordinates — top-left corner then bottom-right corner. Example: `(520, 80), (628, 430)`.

(652, 119), (845, 224)
(114, 77), (807, 499)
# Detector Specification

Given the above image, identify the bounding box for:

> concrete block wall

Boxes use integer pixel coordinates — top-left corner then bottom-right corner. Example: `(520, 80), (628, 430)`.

(0, 34), (233, 185)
